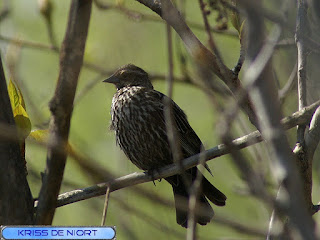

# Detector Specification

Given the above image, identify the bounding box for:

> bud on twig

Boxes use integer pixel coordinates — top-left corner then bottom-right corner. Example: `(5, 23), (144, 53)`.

(38, 0), (52, 20)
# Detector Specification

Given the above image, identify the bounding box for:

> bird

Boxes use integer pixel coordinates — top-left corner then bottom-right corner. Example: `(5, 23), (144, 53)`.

(103, 64), (226, 228)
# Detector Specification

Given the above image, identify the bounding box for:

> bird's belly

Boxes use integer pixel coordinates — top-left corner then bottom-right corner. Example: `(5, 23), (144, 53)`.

(114, 113), (172, 171)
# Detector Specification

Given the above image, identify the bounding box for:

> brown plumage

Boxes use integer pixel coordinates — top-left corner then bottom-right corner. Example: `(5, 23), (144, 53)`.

(103, 64), (226, 227)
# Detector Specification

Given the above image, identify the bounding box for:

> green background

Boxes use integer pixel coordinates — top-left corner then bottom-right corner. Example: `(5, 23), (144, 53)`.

(1, 0), (319, 239)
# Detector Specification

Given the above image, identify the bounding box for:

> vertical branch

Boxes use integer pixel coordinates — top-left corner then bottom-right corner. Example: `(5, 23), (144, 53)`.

(293, 0), (314, 213)
(198, 0), (224, 68)
(162, 7), (184, 173)
(295, 0), (309, 143)
(186, 150), (206, 240)
(239, 0), (315, 239)
(38, 0), (58, 49)
(35, 0), (92, 224)
(0, 54), (34, 224)
(163, 23), (179, 160)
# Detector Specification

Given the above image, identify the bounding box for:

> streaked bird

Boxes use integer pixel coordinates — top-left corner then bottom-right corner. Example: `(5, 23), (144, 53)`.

(103, 64), (226, 227)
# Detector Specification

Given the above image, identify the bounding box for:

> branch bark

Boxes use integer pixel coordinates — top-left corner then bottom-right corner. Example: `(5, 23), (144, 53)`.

(0, 54), (33, 224)
(135, 0), (257, 126)
(34, 100), (320, 209)
(35, 0), (92, 225)
(240, 0), (315, 239)
(293, 0), (315, 213)
(296, 0), (309, 142)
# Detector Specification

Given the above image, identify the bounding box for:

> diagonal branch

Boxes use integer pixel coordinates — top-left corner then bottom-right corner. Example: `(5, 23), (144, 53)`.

(35, 0), (92, 225)
(34, 100), (320, 209)
(135, 0), (257, 126)
(240, 0), (315, 238)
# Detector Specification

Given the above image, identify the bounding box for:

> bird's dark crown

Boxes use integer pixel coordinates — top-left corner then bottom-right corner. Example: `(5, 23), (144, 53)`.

(103, 64), (154, 90)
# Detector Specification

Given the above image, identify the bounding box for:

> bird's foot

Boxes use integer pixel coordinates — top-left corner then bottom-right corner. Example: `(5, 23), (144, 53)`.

(146, 168), (161, 186)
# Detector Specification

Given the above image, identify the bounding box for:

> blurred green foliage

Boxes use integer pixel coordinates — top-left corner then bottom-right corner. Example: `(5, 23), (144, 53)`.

(1, 0), (319, 239)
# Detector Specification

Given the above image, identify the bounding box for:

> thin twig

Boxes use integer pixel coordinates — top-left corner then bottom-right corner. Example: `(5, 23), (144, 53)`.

(279, 61), (298, 101)
(186, 149), (206, 240)
(198, 0), (224, 68)
(94, 0), (238, 37)
(38, 0), (58, 48)
(101, 187), (110, 226)
(0, 35), (57, 50)
(113, 195), (215, 240)
(163, 21), (183, 167)
(266, 186), (283, 240)
(219, 24), (282, 135)
(136, 0), (258, 126)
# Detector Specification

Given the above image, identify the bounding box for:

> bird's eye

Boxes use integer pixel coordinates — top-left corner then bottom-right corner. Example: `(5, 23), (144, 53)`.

(119, 70), (126, 75)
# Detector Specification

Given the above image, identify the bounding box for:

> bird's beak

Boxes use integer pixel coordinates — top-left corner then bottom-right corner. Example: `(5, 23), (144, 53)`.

(103, 75), (119, 84)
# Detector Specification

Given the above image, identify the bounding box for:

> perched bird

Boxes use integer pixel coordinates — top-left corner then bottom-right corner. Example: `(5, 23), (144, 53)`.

(103, 64), (226, 227)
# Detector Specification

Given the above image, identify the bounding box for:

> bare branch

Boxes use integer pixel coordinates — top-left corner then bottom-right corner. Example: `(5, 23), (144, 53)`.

(0, 35), (57, 51)
(186, 149), (206, 240)
(240, 0), (315, 238)
(135, 0), (161, 15)
(163, 21), (182, 166)
(94, 0), (238, 37)
(35, 0), (92, 225)
(279, 61), (297, 101)
(38, 0), (58, 49)
(198, 0), (224, 66)
(100, 187), (110, 226)
(40, 100), (320, 209)
(136, 0), (258, 126)
(296, 0), (310, 142)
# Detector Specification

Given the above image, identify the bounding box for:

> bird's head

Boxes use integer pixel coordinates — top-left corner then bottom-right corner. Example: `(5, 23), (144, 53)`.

(103, 64), (153, 90)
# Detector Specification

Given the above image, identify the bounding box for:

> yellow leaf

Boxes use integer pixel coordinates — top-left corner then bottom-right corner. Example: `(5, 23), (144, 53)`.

(239, 19), (246, 40)
(8, 79), (31, 140)
(13, 105), (32, 140)
(29, 129), (75, 156)
(8, 79), (19, 110)
(29, 129), (49, 143)
(230, 11), (241, 33)
(8, 79), (26, 110)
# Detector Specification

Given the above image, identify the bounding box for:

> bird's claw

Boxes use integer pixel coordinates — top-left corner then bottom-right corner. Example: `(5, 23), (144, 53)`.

(146, 168), (161, 186)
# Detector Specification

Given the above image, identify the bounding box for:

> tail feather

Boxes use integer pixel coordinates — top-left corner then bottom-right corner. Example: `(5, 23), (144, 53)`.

(202, 177), (227, 206)
(168, 176), (214, 228)
(172, 186), (188, 228)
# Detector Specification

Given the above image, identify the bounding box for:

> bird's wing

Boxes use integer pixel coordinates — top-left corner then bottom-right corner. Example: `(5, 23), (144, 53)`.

(170, 96), (213, 175)
(146, 90), (202, 156)
(145, 89), (213, 174)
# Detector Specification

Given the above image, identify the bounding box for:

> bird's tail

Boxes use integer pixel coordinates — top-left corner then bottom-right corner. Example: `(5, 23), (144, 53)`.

(167, 175), (216, 228)
(202, 176), (227, 206)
